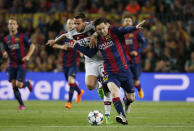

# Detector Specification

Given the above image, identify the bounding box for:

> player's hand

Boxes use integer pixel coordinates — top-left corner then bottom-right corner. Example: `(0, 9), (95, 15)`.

(89, 35), (97, 48)
(130, 51), (138, 56)
(46, 40), (56, 46)
(136, 20), (146, 30)
(2, 52), (8, 58)
(68, 40), (76, 48)
(22, 56), (30, 62)
(62, 44), (68, 50)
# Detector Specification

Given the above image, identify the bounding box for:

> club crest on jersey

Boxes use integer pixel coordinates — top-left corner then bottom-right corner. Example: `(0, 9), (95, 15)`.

(15, 37), (20, 42)
(105, 35), (111, 41)
(129, 33), (134, 38)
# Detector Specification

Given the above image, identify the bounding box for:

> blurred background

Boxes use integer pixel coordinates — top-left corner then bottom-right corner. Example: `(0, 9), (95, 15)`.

(0, 0), (194, 73)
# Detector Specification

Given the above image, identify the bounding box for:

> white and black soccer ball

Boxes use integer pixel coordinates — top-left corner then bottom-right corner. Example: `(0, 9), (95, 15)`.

(88, 110), (104, 126)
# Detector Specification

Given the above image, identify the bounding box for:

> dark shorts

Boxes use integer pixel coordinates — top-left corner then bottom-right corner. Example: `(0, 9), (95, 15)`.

(8, 66), (26, 82)
(103, 69), (134, 93)
(63, 66), (78, 81)
(130, 63), (141, 80)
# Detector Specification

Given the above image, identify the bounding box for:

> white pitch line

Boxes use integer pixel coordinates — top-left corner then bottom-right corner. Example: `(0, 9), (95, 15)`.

(1, 125), (194, 128)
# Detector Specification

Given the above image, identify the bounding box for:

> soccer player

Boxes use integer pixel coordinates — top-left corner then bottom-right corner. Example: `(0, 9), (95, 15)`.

(47, 13), (113, 124)
(73, 18), (145, 125)
(51, 18), (84, 109)
(2, 17), (35, 110)
(122, 15), (147, 99)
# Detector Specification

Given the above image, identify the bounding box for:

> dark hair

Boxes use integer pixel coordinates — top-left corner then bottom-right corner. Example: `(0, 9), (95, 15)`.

(123, 14), (133, 20)
(74, 13), (86, 21)
(94, 17), (107, 27)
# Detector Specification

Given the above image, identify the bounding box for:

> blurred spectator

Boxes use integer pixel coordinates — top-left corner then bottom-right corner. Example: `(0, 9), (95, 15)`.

(185, 52), (194, 72)
(143, 51), (156, 72)
(50, 0), (65, 13)
(10, 0), (22, 13)
(125, 0), (141, 14)
(22, 0), (35, 13)
(0, 0), (193, 72)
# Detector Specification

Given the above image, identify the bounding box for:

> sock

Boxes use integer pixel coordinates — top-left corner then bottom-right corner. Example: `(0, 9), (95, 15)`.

(68, 86), (74, 102)
(104, 92), (112, 116)
(22, 81), (30, 88)
(13, 87), (24, 106)
(112, 97), (125, 117)
(104, 101), (111, 116)
(135, 84), (141, 91)
(123, 95), (133, 106)
(70, 83), (81, 94)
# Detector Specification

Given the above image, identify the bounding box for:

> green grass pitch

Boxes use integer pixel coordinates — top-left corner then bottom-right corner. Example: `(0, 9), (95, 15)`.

(0, 101), (194, 131)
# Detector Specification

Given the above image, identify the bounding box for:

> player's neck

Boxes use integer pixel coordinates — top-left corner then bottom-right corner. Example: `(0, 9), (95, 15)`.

(10, 30), (18, 36)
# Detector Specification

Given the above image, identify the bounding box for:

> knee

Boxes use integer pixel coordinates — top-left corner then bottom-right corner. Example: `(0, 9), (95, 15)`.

(86, 84), (95, 90)
(68, 76), (75, 84)
(134, 80), (140, 86)
(16, 81), (23, 88)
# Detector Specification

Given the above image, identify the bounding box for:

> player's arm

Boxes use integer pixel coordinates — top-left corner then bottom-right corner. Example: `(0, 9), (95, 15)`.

(53, 44), (68, 50)
(46, 33), (67, 46)
(130, 32), (147, 56)
(89, 32), (98, 48)
(74, 43), (98, 58)
(136, 32), (147, 53)
(22, 43), (35, 62)
(1, 38), (8, 58)
(112, 20), (146, 35)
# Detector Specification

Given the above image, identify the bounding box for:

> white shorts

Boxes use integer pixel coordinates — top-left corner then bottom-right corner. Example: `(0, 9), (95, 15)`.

(85, 60), (104, 77)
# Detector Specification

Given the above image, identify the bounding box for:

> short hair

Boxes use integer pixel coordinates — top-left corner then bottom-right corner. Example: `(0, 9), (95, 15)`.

(74, 13), (86, 21)
(8, 17), (17, 22)
(94, 17), (108, 27)
(123, 14), (133, 20)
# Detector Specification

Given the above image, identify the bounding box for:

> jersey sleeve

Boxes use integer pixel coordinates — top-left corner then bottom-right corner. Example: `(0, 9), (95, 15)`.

(23, 35), (32, 48)
(111, 26), (137, 36)
(66, 31), (74, 39)
(2, 37), (9, 51)
(74, 42), (98, 58)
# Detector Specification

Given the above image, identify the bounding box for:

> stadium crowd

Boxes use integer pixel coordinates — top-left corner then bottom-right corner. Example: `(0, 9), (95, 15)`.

(0, 0), (194, 72)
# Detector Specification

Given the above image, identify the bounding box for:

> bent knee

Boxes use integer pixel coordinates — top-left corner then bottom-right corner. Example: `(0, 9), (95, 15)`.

(86, 84), (96, 90)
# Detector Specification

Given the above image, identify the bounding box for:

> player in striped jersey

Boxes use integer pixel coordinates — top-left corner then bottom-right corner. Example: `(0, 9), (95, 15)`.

(73, 18), (145, 125)
(122, 15), (147, 99)
(2, 17), (35, 110)
(51, 19), (84, 109)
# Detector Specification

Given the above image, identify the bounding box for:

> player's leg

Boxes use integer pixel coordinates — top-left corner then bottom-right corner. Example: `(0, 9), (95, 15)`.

(133, 64), (144, 99)
(103, 90), (113, 124)
(9, 67), (25, 110)
(63, 67), (73, 109)
(85, 62), (104, 98)
(68, 66), (84, 104)
(107, 81), (128, 125)
(16, 67), (33, 92)
(123, 92), (135, 114)
(98, 64), (112, 124)
(121, 69), (135, 114)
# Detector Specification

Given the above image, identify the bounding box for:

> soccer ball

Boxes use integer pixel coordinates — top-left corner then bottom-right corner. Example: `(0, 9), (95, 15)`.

(88, 110), (104, 126)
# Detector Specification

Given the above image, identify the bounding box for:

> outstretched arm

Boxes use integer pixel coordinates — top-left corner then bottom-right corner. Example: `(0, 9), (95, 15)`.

(53, 44), (68, 50)
(112, 20), (146, 35)
(46, 33), (67, 46)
